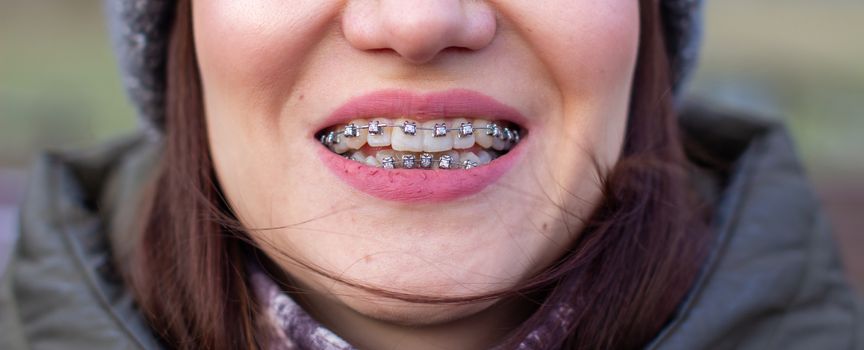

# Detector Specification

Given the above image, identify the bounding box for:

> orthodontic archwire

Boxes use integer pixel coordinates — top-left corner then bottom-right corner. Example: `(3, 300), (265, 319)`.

(344, 152), (480, 170)
(319, 120), (521, 146)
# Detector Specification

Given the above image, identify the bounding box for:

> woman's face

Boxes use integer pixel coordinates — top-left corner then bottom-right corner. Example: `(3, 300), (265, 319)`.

(193, 0), (638, 324)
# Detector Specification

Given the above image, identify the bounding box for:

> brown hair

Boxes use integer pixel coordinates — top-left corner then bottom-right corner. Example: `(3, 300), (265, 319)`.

(128, 0), (711, 349)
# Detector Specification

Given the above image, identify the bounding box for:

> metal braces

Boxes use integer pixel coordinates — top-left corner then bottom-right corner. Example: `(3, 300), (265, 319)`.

(375, 154), (479, 170)
(342, 152), (482, 170)
(321, 121), (521, 146)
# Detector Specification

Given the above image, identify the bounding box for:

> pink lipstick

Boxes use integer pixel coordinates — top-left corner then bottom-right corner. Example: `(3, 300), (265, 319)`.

(315, 89), (528, 202)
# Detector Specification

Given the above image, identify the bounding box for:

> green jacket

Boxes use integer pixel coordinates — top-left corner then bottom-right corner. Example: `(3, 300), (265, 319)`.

(2, 105), (862, 349)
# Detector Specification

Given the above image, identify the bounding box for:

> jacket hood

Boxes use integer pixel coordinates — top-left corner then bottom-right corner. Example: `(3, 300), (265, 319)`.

(1, 106), (861, 349)
(104, 0), (704, 134)
(0, 135), (162, 349)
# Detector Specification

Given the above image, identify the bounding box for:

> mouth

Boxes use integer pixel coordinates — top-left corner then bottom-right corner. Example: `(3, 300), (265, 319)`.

(316, 118), (522, 169)
(314, 89), (529, 202)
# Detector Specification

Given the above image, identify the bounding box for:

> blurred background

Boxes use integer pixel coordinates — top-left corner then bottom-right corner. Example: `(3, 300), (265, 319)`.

(1, 1), (862, 290)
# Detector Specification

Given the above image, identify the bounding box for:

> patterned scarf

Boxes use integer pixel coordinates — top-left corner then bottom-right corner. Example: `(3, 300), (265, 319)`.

(249, 263), (579, 350)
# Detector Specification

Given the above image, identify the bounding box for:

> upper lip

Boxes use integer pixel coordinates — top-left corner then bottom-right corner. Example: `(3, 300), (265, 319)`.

(312, 89), (529, 136)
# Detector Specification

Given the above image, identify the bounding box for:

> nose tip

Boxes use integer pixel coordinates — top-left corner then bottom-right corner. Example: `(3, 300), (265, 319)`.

(343, 1), (496, 64)
(383, 13), (488, 64)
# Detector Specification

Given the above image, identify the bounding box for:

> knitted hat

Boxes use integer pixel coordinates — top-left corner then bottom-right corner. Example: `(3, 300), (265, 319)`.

(106, 0), (703, 133)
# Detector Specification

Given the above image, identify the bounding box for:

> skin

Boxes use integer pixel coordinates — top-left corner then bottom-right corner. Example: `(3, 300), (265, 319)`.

(192, 1), (639, 349)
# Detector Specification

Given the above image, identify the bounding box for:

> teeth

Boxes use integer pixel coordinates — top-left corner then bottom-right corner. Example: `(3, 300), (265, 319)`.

(375, 150), (396, 165)
(492, 131), (508, 151)
(367, 120), (384, 135)
(422, 120), (454, 152)
(382, 157), (396, 169)
(344, 119), (367, 149)
(460, 151), (480, 167)
(458, 120), (474, 137)
(350, 150), (366, 162)
(364, 156), (380, 167)
(452, 118), (475, 149)
(473, 119), (494, 148)
(438, 154), (454, 169)
(322, 117), (523, 169)
(402, 154), (416, 169)
(348, 150), (497, 170)
(330, 131), (349, 154)
(401, 120), (418, 135)
(440, 150), (461, 170)
(367, 118), (392, 147)
(487, 123), (502, 138)
(325, 131), (338, 145)
(477, 150), (492, 165)
(343, 123), (360, 138)
(460, 151), (480, 162)
(391, 118), (424, 152)
(433, 123), (448, 137)
(447, 150), (461, 162)
(420, 153), (434, 168)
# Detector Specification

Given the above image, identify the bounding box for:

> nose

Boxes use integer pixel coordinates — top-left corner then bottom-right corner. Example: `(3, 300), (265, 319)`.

(342, 0), (497, 64)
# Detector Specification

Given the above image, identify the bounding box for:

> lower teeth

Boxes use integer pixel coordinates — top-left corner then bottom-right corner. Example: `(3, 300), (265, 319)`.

(343, 149), (502, 170)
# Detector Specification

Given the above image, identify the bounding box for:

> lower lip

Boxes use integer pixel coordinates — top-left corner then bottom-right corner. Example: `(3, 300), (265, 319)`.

(318, 145), (525, 203)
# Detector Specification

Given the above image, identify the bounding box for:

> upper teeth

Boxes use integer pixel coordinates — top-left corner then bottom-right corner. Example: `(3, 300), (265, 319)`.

(367, 120), (384, 135)
(321, 118), (520, 153)
(458, 122), (474, 138)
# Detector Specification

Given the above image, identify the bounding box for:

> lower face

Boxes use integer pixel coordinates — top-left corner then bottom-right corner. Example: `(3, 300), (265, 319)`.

(193, 0), (639, 324)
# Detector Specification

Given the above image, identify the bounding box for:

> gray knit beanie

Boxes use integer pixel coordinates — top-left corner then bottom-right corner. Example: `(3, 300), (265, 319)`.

(106, 0), (703, 134)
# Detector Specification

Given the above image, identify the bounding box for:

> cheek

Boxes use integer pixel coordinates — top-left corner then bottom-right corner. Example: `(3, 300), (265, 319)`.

(501, 0), (639, 223)
(193, 0), (339, 116)
(194, 2), (285, 98)
(525, 0), (640, 97)
(523, 0), (640, 164)
(192, 0), (344, 228)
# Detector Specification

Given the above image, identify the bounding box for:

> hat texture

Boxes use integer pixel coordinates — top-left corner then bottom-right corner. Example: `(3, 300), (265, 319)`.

(106, 0), (703, 133)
